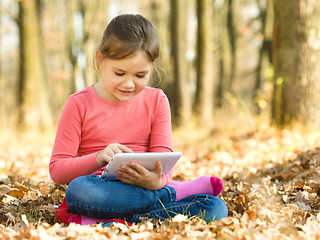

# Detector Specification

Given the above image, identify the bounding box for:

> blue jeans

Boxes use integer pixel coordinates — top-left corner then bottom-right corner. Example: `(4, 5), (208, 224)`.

(65, 175), (228, 224)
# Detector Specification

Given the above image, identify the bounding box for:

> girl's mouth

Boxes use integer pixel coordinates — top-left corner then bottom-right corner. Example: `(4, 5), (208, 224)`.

(118, 89), (135, 94)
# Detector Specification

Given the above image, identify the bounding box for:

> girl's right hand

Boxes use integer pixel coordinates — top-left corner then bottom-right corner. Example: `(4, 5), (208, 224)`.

(96, 143), (133, 167)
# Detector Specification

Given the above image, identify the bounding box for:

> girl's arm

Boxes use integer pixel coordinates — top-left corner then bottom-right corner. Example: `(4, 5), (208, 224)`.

(49, 97), (101, 184)
(149, 91), (174, 187)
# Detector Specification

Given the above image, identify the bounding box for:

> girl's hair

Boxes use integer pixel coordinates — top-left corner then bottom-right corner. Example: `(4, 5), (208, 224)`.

(95, 14), (159, 71)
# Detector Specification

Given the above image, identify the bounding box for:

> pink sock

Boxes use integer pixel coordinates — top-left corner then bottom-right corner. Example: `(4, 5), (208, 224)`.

(166, 176), (223, 202)
(68, 215), (132, 226)
(68, 215), (104, 225)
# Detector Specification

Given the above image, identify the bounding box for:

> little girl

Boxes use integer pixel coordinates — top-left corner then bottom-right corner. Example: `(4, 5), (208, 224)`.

(50, 14), (227, 226)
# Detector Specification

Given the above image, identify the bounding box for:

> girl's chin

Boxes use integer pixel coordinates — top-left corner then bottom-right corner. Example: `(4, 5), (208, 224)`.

(114, 93), (135, 101)
(117, 96), (133, 101)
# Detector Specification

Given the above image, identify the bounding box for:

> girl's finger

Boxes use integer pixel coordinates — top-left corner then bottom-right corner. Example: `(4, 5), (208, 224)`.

(118, 144), (134, 153)
(129, 162), (147, 174)
(113, 147), (123, 155)
(106, 148), (115, 158)
(153, 161), (163, 176)
(104, 155), (112, 164)
(117, 166), (137, 180)
(116, 176), (133, 185)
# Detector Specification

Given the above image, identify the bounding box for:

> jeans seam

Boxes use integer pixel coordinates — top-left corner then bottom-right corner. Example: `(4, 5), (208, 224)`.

(67, 202), (149, 214)
(132, 195), (210, 220)
(162, 186), (175, 202)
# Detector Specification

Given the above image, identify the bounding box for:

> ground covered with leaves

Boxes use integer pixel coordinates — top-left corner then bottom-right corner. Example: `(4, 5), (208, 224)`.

(0, 124), (320, 239)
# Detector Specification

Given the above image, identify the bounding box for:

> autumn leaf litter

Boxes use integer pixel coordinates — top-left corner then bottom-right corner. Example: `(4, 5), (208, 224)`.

(0, 127), (320, 239)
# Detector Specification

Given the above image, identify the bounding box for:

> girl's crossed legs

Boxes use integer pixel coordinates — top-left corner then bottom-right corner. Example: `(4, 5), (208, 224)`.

(65, 175), (228, 224)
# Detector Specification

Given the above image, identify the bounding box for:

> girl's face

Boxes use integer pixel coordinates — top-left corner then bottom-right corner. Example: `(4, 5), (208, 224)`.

(97, 50), (152, 102)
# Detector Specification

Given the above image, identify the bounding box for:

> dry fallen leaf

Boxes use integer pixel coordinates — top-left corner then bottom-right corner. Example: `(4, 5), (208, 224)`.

(0, 185), (14, 195)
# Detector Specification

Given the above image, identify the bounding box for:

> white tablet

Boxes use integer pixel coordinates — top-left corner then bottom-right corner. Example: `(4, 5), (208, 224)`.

(101, 152), (182, 177)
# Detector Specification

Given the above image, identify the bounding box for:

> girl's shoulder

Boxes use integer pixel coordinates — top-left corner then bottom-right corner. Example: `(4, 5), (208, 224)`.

(66, 85), (96, 106)
(142, 87), (167, 99)
(62, 86), (95, 112)
(69, 85), (92, 99)
(140, 88), (170, 111)
(141, 88), (169, 108)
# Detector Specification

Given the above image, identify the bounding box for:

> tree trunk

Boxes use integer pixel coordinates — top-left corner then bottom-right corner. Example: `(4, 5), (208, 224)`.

(149, 0), (173, 93)
(227, 0), (236, 94)
(217, 0), (233, 107)
(254, 0), (273, 114)
(0, 0), (20, 130)
(194, 0), (214, 125)
(170, 0), (192, 125)
(82, 0), (108, 87)
(212, 1), (224, 108)
(66, 0), (77, 94)
(272, 0), (320, 126)
(18, 0), (53, 132)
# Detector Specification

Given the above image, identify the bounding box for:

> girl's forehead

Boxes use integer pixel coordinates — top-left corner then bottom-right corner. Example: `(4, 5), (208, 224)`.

(106, 51), (152, 71)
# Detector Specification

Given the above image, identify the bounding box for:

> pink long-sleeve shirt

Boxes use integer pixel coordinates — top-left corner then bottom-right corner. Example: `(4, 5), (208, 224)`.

(49, 85), (174, 186)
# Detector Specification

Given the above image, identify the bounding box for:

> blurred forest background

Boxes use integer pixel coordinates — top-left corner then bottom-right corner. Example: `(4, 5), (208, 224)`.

(2, 1), (320, 238)
(1, 0), (320, 133)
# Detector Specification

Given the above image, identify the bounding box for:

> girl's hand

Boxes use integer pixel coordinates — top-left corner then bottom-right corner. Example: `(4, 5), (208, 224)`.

(116, 161), (163, 191)
(96, 143), (133, 167)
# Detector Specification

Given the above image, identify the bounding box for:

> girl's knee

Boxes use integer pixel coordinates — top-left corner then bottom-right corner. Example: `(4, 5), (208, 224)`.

(203, 196), (228, 222)
(67, 175), (94, 194)
(65, 175), (101, 206)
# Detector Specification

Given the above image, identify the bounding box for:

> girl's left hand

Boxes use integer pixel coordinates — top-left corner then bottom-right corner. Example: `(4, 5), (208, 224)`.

(116, 161), (163, 190)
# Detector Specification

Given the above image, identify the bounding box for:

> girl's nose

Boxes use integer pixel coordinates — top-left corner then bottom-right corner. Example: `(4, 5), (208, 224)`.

(122, 78), (135, 88)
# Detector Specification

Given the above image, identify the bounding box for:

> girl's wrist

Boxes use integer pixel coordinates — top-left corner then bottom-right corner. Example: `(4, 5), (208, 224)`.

(151, 178), (162, 191)
(159, 178), (163, 189)
(96, 151), (103, 167)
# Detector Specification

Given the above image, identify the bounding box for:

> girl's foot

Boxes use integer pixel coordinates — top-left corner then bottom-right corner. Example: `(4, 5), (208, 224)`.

(166, 176), (223, 201)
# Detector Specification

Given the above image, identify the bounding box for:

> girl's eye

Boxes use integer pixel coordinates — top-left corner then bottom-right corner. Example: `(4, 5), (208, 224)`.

(136, 74), (146, 78)
(115, 72), (125, 76)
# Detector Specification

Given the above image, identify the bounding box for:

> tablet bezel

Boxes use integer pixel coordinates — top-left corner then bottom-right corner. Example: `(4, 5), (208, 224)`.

(101, 152), (182, 177)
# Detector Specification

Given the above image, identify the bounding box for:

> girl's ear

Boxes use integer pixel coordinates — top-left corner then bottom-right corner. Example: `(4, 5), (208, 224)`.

(95, 50), (104, 71)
